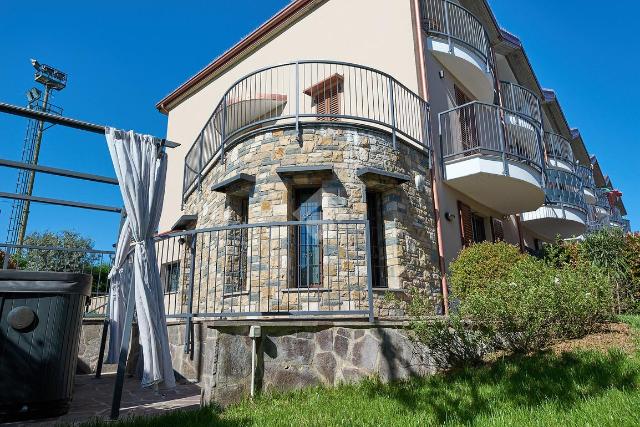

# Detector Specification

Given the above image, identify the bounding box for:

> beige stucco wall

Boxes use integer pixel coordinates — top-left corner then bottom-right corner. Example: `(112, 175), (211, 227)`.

(159, 0), (421, 231)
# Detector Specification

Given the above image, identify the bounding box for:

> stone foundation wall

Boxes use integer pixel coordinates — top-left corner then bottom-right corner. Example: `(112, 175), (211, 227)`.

(79, 319), (434, 407)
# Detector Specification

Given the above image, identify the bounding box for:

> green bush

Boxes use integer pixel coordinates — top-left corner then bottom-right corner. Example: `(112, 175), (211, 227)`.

(449, 242), (525, 300)
(456, 253), (557, 353)
(409, 314), (495, 368)
(625, 233), (640, 313)
(551, 263), (614, 338)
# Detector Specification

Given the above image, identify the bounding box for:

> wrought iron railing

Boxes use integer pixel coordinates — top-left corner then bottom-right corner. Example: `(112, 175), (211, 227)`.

(576, 164), (595, 191)
(439, 101), (544, 176)
(0, 243), (115, 318)
(544, 132), (575, 169)
(500, 81), (542, 124)
(420, 0), (494, 72)
(182, 61), (430, 202)
(595, 188), (611, 212)
(153, 220), (374, 322)
(543, 169), (587, 213)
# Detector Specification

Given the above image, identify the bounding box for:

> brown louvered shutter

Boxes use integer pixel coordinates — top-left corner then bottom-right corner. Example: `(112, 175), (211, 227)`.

(304, 74), (343, 121)
(458, 201), (474, 248)
(491, 217), (504, 242)
(455, 85), (475, 151)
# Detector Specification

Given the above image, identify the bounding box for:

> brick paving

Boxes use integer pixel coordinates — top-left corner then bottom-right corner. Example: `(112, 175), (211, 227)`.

(7, 374), (201, 426)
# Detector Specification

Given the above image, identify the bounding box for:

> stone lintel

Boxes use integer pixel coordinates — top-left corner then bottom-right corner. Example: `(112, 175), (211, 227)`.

(357, 167), (410, 190)
(275, 165), (334, 177)
(210, 173), (256, 196)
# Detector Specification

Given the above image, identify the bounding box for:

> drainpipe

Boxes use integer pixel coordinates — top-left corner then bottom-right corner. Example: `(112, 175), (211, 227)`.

(412, 0), (449, 315)
(249, 325), (261, 398)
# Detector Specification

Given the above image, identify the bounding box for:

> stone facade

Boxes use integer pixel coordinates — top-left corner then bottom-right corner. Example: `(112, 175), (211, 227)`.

(175, 125), (441, 318)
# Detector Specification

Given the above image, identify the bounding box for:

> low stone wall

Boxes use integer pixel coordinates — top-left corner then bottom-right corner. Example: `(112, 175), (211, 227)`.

(80, 318), (433, 407)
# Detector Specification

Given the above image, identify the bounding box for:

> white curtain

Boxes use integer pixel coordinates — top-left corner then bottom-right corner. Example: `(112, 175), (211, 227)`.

(105, 128), (175, 389)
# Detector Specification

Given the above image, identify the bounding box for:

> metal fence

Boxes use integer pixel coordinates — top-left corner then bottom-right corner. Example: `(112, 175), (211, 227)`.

(576, 164), (595, 191)
(499, 81), (542, 124)
(439, 101), (544, 176)
(544, 132), (575, 169)
(182, 60), (430, 202)
(420, 0), (493, 72)
(543, 169), (587, 213)
(153, 220), (374, 322)
(0, 243), (115, 318)
(595, 188), (611, 211)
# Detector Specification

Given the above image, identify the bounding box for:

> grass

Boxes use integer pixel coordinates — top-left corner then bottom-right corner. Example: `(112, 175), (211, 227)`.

(84, 316), (640, 427)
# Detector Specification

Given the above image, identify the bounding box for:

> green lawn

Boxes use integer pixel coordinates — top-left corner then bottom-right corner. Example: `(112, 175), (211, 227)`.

(88, 316), (640, 427)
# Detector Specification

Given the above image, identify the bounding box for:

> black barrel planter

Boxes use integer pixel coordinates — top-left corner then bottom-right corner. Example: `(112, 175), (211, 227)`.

(0, 271), (92, 420)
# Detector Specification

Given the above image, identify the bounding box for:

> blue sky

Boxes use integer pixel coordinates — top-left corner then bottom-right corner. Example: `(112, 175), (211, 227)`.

(0, 1), (636, 250)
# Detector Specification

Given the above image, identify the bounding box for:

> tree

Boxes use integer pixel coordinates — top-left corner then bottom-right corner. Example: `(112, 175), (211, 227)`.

(18, 230), (95, 272)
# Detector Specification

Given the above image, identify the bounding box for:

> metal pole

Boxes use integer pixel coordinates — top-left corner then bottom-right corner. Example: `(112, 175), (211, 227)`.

(295, 61), (300, 137)
(444, 1), (453, 53)
(184, 235), (197, 354)
(17, 86), (51, 245)
(363, 221), (375, 323)
(495, 107), (508, 176)
(388, 78), (397, 150)
(110, 275), (136, 420)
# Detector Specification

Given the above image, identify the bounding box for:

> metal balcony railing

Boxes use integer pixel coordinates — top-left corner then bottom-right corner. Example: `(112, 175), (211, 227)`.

(500, 81), (542, 124)
(439, 101), (544, 176)
(182, 61), (430, 202)
(420, 0), (494, 72)
(152, 220), (374, 323)
(595, 188), (611, 211)
(544, 132), (575, 169)
(576, 164), (595, 191)
(543, 168), (587, 213)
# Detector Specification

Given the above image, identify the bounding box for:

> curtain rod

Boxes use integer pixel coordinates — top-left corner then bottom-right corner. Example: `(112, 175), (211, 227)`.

(0, 102), (180, 148)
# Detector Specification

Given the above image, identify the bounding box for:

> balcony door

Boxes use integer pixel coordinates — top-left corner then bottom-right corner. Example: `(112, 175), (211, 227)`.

(294, 188), (322, 288)
(455, 85), (477, 152)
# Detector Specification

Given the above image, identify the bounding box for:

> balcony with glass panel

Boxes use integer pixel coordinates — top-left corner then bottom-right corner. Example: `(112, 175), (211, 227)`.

(521, 168), (587, 240)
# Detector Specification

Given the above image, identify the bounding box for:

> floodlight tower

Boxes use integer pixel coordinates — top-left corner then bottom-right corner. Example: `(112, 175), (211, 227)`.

(5, 60), (67, 248)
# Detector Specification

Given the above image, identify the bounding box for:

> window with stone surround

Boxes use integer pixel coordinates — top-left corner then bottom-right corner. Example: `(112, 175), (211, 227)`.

(367, 191), (388, 288)
(293, 187), (323, 288)
(224, 195), (249, 295)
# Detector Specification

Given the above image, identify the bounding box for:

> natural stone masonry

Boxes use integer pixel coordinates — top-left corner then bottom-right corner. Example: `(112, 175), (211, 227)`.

(179, 125), (441, 318)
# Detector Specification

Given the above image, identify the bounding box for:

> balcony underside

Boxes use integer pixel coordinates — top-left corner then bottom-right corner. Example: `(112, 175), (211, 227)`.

(444, 155), (544, 214)
(427, 37), (494, 103)
(593, 205), (609, 219)
(583, 187), (596, 205)
(547, 158), (574, 173)
(521, 205), (587, 240)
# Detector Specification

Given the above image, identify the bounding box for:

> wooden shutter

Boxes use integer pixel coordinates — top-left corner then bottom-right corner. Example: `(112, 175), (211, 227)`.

(304, 74), (343, 121)
(491, 217), (504, 242)
(458, 201), (474, 248)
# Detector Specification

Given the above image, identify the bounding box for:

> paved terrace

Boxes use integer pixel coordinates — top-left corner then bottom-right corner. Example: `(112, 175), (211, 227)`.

(7, 374), (201, 426)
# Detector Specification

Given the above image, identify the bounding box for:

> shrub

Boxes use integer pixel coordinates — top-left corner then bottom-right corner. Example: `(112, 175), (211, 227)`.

(456, 254), (557, 353)
(449, 242), (525, 300)
(551, 263), (614, 338)
(624, 233), (640, 313)
(580, 228), (630, 314)
(409, 314), (495, 369)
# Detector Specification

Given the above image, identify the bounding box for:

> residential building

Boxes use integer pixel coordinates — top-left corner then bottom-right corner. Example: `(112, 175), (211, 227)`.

(139, 0), (635, 404)
(155, 0), (631, 318)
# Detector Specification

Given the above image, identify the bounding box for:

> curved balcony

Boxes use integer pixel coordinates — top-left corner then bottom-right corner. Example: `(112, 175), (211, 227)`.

(544, 132), (575, 172)
(593, 189), (611, 219)
(421, 0), (494, 102)
(500, 81), (542, 124)
(610, 208), (631, 232)
(182, 61), (431, 201)
(521, 169), (587, 240)
(439, 101), (545, 214)
(576, 164), (596, 205)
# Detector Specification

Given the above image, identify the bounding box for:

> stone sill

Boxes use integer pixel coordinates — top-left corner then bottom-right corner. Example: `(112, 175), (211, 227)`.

(371, 288), (407, 293)
(280, 288), (332, 293)
(222, 291), (250, 298)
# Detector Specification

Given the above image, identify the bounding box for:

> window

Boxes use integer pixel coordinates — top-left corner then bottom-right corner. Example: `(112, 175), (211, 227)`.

(455, 85), (477, 151)
(367, 191), (388, 288)
(225, 196), (249, 294)
(161, 261), (180, 293)
(294, 188), (323, 288)
(471, 213), (486, 244)
(491, 217), (504, 242)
